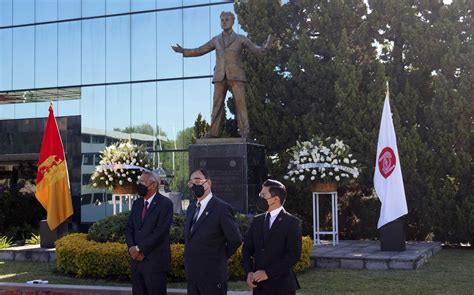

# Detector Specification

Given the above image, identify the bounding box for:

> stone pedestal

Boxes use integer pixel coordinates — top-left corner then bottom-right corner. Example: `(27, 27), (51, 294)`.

(380, 218), (406, 251)
(39, 220), (68, 248)
(189, 138), (266, 212)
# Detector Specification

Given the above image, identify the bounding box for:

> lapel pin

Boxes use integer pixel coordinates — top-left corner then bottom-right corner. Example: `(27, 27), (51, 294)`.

(205, 212), (209, 216)
(279, 217), (283, 222)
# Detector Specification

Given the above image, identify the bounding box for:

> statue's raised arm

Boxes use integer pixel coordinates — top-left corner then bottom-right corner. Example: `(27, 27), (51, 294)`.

(170, 11), (273, 139)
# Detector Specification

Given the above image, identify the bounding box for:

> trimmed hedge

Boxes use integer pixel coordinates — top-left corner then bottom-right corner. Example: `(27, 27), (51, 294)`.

(56, 234), (313, 281)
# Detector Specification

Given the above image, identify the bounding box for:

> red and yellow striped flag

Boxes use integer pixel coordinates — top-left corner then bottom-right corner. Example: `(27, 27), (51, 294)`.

(35, 104), (73, 230)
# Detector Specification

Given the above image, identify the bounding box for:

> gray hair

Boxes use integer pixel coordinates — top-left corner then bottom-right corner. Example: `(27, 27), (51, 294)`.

(141, 170), (160, 184)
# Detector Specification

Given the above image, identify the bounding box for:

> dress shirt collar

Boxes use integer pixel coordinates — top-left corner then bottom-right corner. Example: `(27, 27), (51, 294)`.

(144, 192), (156, 207)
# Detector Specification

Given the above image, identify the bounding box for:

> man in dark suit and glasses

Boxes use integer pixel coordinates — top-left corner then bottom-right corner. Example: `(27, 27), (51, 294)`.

(243, 179), (302, 295)
(125, 171), (174, 295)
(184, 168), (242, 295)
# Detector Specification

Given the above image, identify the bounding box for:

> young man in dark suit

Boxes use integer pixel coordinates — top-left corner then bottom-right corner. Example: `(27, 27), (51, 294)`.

(125, 171), (174, 295)
(243, 179), (302, 295)
(184, 168), (242, 295)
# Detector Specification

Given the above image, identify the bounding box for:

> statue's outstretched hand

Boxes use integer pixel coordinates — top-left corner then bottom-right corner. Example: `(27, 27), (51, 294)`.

(171, 44), (184, 53)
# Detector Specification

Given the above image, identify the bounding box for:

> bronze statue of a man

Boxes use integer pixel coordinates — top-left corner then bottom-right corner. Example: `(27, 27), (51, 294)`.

(172, 11), (272, 139)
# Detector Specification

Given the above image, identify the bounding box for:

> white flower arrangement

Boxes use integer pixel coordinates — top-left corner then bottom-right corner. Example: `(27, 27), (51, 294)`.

(284, 137), (360, 183)
(90, 140), (152, 189)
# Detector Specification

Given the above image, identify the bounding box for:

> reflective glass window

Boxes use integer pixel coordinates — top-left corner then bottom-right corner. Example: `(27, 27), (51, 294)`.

(157, 80), (183, 144)
(82, 18), (106, 84)
(59, 0), (81, 20)
(106, 84), (131, 136)
(0, 104), (14, 119)
(0, 0), (13, 27)
(157, 9), (182, 79)
(35, 24), (58, 88)
(106, 15), (131, 83)
(13, 0), (34, 25)
(13, 102), (36, 119)
(131, 0), (155, 12)
(0, 29), (12, 91)
(58, 21), (81, 86)
(37, 101), (54, 118)
(183, 78), (211, 146)
(81, 86), (106, 131)
(82, 0), (105, 17)
(156, 1), (180, 9)
(36, 0), (58, 23)
(132, 13), (156, 81)
(106, 0), (130, 15)
(131, 82), (157, 162)
(12, 27), (34, 90)
(183, 6), (211, 77)
(58, 99), (80, 116)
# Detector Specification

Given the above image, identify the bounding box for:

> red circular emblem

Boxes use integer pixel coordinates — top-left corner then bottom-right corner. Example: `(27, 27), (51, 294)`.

(378, 147), (396, 179)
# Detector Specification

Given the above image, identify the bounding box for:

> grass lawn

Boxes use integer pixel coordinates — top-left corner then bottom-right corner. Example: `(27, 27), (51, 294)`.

(1, 249), (473, 294)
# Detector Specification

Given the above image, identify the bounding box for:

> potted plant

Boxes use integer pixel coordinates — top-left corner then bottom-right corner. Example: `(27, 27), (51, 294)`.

(90, 140), (152, 194)
(284, 137), (360, 192)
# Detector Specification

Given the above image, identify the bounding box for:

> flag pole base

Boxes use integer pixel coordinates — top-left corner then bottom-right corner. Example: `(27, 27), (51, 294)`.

(379, 218), (406, 251)
(39, 220), (68, 248)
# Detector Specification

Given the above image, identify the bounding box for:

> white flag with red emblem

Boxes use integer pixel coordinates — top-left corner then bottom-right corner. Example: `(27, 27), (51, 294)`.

(374, 83), (408, 229)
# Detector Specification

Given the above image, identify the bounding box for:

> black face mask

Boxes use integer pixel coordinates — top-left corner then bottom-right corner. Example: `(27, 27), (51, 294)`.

(137, 183), (149, 197)
(256, 197), (270, 212)
(191, 184), (205, 198)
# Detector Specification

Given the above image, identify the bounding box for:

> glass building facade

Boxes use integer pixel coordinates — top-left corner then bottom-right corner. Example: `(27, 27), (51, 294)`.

(0, 0), (239, 226)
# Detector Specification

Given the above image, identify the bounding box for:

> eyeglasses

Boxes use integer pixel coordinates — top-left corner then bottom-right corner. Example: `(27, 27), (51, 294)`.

(259, 193), (273, 200)
(187, 179), (208, 188)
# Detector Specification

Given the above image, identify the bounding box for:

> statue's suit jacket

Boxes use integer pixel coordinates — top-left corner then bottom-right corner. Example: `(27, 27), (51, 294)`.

(125, 193), (174, 273)
(243, 209), (302, 294)
(183, 30), (265, 83)
(184, 195), (242, 285)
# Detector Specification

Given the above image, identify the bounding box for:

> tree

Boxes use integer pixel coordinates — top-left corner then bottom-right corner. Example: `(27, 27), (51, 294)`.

(236, 0), (473, 244)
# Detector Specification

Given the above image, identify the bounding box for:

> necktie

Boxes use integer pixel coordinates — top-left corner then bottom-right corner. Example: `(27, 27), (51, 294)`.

(190, 202), (201, 232)
(141, 201), (148, 221)
(263, 213), (270, 240)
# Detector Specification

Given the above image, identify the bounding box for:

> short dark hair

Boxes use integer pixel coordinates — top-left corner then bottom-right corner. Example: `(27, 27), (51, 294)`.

(262, 179), (287, 204)
(189, 168), (210, 180)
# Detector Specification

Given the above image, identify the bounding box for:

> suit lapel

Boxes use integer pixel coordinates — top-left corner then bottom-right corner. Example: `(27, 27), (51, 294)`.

(136, 197), (145, 226)
(264, 209), (286, 243)
(186, 202), (196, 236)
(190, 196), (216, 236)
(141, 193), (163, 224)
(220, 31), (237, 49)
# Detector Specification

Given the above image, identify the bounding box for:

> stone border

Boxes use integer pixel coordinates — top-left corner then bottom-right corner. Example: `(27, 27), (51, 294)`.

(0, 245), (56, 262)
(0, 283), (252, 295)
(312, 241), (442, 270)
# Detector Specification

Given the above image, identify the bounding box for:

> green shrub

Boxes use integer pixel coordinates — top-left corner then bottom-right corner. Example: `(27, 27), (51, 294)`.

(56, 233), (131, 279)
(55, 234), (313, 281)
(88, 212), (186, 244)
(294, 236), (313, 272)
(25, 233), (40, 245)
(88, 212), (129, 243)
(0, 235), (13, 249)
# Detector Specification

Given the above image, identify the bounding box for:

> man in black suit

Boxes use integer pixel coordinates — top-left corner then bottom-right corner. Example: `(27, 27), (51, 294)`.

(184, 168), (242, 295)
(125, 171), (174, 295)
(243, 179), (302, 295)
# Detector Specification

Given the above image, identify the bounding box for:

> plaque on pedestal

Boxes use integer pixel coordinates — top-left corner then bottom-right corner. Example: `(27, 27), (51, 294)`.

(189, 139), (265, 212)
